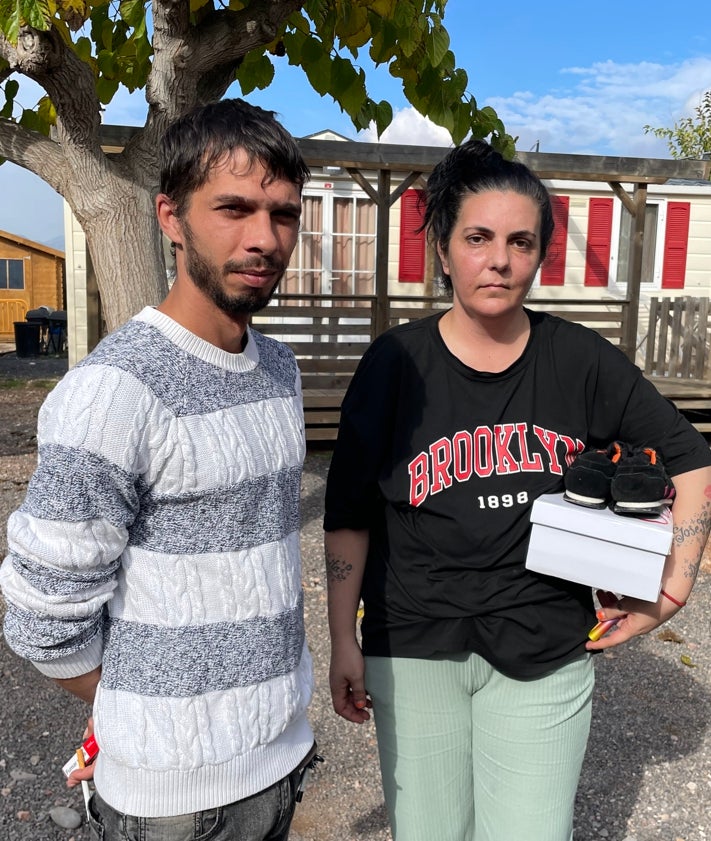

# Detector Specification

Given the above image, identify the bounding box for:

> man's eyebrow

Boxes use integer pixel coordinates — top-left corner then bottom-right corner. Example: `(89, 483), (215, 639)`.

(212, 193), (302, 213)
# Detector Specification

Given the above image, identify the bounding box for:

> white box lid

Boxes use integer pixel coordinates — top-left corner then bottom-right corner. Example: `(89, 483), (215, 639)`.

(530, 493), (673, 555)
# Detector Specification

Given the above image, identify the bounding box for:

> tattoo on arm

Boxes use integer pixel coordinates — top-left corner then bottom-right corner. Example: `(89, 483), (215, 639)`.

(326, 550), (353, 583)
(672, 498), (711, 579)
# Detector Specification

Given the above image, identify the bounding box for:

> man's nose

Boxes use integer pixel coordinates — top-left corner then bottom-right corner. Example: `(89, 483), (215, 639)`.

(245, 211), (279, 252)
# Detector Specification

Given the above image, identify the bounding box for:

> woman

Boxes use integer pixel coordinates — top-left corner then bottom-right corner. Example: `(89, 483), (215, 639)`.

(323, 140), (711, 841)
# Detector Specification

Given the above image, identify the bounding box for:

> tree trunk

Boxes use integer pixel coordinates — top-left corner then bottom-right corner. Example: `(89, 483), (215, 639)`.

(67, 172), (168, 333)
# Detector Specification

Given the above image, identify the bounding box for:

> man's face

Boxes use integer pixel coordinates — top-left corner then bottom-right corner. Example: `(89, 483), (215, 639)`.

(176, 149), (302, 317)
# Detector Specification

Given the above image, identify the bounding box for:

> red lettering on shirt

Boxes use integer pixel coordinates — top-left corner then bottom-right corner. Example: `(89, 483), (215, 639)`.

(409, 452), (429, 507)
(429, 438), (453, 494)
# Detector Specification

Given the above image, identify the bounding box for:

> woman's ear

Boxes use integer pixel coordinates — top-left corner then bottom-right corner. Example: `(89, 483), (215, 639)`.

(436, 241), (450, 275)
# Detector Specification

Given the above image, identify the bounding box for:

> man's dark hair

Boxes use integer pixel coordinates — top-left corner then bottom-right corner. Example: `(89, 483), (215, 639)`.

(424, 140), (555, 292)
(160, 98), (310, 214)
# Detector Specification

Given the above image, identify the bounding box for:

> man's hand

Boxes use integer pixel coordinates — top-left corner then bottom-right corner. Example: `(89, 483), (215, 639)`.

(66, 717), (97, 788)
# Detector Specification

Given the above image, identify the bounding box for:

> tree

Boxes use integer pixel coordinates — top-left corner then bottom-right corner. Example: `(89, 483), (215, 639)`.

(644, 90), (711, 164)
(0, 0), (514, 329)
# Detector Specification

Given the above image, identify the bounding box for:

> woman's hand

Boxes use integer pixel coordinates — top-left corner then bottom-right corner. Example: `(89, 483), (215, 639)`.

(585, 590), (680, 651)
(329, 638), (372, 724)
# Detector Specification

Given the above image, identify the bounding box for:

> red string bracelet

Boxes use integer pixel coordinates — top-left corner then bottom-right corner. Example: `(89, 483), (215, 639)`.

(660, 589), (687, 608)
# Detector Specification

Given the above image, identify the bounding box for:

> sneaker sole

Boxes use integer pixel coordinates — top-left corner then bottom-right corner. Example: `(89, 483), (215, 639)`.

(563, 490), (608, 509)
(613, 499), (669, 510)
(611, 501), (670, 517)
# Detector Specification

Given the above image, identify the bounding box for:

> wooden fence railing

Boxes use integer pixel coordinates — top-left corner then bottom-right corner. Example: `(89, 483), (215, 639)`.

(252, 294), (632, 440)
(644, 296), (710, 379)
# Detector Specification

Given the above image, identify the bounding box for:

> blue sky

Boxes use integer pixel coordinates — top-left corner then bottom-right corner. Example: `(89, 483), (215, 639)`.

(3, 0), (711, 249)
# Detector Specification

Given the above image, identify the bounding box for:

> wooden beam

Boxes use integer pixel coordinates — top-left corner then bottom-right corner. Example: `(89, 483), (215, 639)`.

(98, 125), (711, 184)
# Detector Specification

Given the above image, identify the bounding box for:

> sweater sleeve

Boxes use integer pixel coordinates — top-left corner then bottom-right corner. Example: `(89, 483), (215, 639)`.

(0, 364), (151, 679)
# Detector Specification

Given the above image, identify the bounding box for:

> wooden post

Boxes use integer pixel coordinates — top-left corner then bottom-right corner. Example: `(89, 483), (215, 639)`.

(622, 182), (647, 362)
(374, 169), (391, 337)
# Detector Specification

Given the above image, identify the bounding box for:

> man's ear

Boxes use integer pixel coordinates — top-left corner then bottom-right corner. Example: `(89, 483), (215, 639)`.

(156, 194), (184, 247)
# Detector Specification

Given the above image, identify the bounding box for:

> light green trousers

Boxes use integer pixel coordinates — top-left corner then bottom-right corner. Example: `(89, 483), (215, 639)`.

(365, 652), (594, 841)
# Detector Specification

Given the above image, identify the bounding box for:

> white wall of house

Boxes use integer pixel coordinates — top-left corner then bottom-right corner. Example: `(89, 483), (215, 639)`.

(63, 204), (91, 367)
(62, 165), (711, 366)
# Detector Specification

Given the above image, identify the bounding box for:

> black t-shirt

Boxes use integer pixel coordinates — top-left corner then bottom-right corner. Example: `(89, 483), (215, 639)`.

(324, 310), (711, 679)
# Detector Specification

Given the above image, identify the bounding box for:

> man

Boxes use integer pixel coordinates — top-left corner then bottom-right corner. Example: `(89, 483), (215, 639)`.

(0, 99), (315, 840)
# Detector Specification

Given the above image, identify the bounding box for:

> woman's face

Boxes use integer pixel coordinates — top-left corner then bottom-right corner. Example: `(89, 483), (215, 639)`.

(437, 189), (542, 322)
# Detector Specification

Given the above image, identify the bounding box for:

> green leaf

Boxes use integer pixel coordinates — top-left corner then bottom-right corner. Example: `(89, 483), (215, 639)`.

(373, 99), (392, 137)
(73, 35), (93, 62)
(680, 654), (697, 668)
(369, 20), (398, 64)
(235, 51), (275, 95)
(118, 0), (144, 28)
(96, 74), (119, 104)
(4, 77), (19, 101)
(424, 23), (448, 67)
(97, 48), (117, 77)
(282, 30), (304, 66)
(303, 51), (332, 97)
(19, 107), (46, 133)
(37, 94), (56, 126)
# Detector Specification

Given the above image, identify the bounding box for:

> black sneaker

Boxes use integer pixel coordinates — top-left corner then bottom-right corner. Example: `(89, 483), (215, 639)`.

(610, 446), (676, 516)
(563, 442), (626, 509)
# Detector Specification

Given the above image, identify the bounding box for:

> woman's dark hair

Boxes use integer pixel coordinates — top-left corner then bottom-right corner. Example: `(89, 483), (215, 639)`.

(423, 139), (554, 292)
(160, 98), (310, 215)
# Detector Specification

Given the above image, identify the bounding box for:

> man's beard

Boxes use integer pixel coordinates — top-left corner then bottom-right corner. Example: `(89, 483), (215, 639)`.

(183, 226), (285, 317)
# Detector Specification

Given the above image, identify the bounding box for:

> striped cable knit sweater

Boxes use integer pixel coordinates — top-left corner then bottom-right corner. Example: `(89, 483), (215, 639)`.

(0, 306), (314, 817)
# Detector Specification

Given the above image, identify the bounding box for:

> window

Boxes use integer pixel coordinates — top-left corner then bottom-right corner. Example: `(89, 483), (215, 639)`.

(284, 191), (376, 298)
(0, 259), (24, 290)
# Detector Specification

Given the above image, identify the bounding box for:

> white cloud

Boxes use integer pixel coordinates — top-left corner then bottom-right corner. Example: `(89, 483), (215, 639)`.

(356, 58), (711, 159)
(488, 57), (711, 157)
(359, 107), (453, 146)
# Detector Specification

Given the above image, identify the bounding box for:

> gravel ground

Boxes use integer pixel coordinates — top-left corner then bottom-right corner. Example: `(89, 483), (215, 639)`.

(1, 351), (711, 841)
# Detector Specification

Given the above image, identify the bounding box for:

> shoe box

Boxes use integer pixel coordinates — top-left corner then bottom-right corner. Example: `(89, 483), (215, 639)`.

(526, 493), (673, 601)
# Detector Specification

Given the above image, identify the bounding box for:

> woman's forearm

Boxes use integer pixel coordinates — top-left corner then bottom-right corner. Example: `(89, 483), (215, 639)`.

(662, 465), (711, 604)
(324, 528), (369, 643)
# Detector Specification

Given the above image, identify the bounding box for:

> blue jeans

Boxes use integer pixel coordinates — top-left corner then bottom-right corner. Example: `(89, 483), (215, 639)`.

(87, 767), (300, 841)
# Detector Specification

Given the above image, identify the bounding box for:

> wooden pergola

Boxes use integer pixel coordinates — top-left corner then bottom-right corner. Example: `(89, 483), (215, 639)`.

(100, 127), (711, 360)
(97, 127), (711, 436)
(293, 138), (711, 359)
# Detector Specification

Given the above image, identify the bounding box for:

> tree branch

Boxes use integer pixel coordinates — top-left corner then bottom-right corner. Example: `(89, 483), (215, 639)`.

(0, 117), (67, 192)
(132, 0), (303, 187)
(0, 26), (103, 156)
(188, 0), (304, 74)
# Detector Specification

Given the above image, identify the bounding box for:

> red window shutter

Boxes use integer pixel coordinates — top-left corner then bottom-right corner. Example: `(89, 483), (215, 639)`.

(584, 198), (614, 287)
(399, 189), (426, 282)
(540, 195), (569, 286)
(661, 201), (690, 290)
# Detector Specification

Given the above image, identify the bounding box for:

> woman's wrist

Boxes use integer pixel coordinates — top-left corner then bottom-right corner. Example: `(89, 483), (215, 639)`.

(660, 588), (687, 608)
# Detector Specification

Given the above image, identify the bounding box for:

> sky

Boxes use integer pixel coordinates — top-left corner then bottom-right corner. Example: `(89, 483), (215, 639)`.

(2, 0), (711, 250)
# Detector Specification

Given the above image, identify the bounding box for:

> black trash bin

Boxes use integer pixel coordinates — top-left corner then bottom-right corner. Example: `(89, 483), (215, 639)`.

(14, 321), (41, 358)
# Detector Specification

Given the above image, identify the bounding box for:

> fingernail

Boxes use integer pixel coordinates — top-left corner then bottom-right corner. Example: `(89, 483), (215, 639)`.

(596, 609), (605, 621)
(354, 700), (366, 709)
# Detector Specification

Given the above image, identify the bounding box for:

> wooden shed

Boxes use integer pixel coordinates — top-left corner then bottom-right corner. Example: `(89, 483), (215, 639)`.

(0, 229), (65, 341)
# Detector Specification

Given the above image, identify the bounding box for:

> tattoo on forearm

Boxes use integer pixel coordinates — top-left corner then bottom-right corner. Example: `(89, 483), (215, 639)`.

(672, 499), (711, 579)
(326, 550), (353, 583)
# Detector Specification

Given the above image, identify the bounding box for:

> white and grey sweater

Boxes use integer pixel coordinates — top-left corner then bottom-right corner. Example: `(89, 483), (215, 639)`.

(0, 306), (314, 817)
